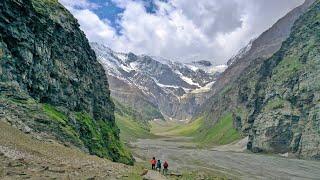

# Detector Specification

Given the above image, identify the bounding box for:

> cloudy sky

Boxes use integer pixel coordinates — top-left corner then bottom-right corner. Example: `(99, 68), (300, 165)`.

(59, 0), (304, 64)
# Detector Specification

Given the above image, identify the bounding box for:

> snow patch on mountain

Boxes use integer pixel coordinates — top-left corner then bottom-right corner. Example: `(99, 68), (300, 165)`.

(185, 62), (227, 75)
(227, 38), (255, 66)
(174, 70), (201, 88)
(91, 42), (227, 97)
(191, 81), (215, 94)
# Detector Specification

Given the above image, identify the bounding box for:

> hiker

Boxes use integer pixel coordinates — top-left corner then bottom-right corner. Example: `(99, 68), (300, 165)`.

(150, 157), (156, 170)
(163, 161), (168, 175)
(156, 159), (161, 172)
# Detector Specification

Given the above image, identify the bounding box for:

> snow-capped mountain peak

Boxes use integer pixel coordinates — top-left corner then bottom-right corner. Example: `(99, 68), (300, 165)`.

(91, 43), (226, 94)
(90, 42), (228, 120)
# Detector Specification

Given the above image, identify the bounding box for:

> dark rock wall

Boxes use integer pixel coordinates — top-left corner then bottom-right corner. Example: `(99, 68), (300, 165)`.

(0, 0), (132, 164)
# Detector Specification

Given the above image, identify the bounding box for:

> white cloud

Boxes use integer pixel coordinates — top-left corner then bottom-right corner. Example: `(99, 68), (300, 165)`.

(74, 9), (116, 40)
(59, 0), (100, 9)
(59, 0), (304, 64)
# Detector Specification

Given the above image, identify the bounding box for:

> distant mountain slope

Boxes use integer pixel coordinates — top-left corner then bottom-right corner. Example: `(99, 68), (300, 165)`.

(199, 0), (319, 159)
(0, 0), (132, 164)
(208, 0), (315, 96)
(91, 43), (226, 121)
(199, 0), (315, 127)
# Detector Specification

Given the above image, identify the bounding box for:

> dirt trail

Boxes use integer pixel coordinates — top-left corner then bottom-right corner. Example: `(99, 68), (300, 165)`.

(142, 170), (167, 180)
(131, 137), (320, 180)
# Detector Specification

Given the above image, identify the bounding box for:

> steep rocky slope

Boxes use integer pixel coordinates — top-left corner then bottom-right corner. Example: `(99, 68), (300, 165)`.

(208, 0), (315, 96)
(199, 0), (319, 159)
(199, 0), (315, 132)
(0, 0), (132, 164)
(92, 43), (226, 121)
(239, 1), (320, 159)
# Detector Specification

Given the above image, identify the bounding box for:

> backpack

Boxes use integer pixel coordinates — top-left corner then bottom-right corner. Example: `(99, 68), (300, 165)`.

(163, 162), (168, 168)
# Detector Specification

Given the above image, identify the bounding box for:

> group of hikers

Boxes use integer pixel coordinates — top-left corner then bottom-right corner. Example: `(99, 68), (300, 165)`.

(150, 157), (169, 175)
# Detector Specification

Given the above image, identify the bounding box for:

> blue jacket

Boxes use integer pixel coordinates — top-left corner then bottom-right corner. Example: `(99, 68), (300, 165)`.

(156, 160), (161, 168)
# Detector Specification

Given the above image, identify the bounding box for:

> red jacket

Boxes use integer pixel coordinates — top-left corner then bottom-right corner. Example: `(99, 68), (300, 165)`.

(163, 161), (168, 168)
(151, 159), (156, 165)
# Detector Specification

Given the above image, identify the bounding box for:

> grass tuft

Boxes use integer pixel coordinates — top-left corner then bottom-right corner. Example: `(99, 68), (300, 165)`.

(43, 104), (67, 125)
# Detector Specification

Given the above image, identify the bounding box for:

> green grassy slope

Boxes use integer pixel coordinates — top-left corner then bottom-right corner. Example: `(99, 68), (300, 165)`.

(153, 114), (241, 147)
(194, 113), (241, 147)
(114, 99), (156, 143)
(157, 118), (203, 137)
(115, 113), (155, 142)
(0, 94), (133, 164)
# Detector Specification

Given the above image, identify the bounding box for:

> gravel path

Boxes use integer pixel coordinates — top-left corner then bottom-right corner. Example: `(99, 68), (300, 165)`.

(131, 137), (320, 180)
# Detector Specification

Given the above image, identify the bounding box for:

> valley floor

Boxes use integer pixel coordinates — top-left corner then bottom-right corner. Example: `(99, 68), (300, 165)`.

(129, 122), (320, 180)
(2, 118), (320, 180)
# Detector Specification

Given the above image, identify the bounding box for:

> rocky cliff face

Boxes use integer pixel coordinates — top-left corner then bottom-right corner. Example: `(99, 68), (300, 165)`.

(209, 0), (315, 97)
(200, 0), (315, 126)
(0, 0), (132, 164)
(200, 0), (319, 160)
(240, 1), (320, 159)
(92, 43), (226, 121)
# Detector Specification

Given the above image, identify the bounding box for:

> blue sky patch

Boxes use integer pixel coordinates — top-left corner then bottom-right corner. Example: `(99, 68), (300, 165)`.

(85, 0), (166, 34)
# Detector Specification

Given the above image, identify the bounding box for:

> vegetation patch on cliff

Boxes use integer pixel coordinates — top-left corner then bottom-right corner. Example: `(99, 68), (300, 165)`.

(73, 112), (133, 165)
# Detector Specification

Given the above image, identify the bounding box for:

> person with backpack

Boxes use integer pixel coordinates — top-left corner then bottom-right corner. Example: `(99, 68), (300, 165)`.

(156, 159), (162, 172)
(150, 157), (156, 170)
(163, 161), (169, 175)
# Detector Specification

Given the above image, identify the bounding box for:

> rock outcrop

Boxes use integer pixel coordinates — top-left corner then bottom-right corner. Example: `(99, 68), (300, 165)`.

(0, 0), (133, 164)
(199, 0), (319, 159)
